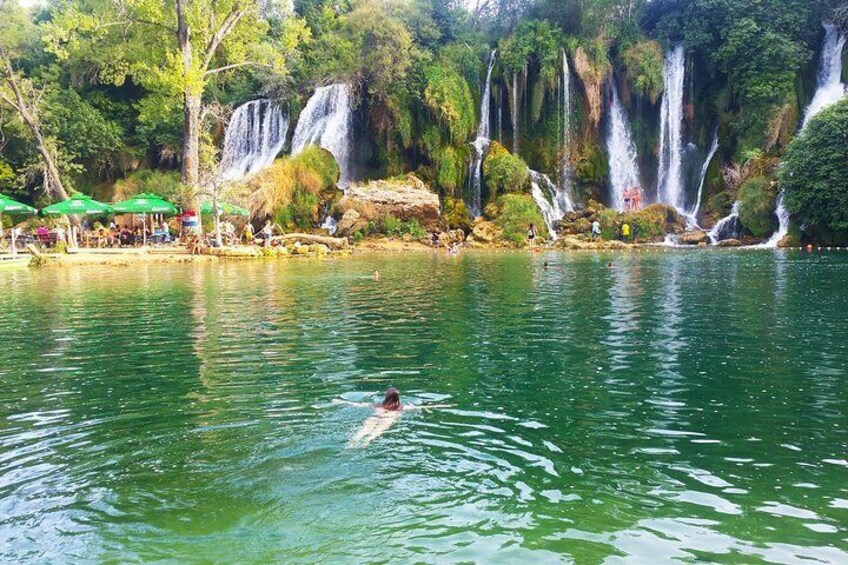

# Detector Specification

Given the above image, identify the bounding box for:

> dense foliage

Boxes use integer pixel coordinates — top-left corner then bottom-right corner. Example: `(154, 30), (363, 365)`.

(782, 99), (848, 244)
(0, 0), (845, 241)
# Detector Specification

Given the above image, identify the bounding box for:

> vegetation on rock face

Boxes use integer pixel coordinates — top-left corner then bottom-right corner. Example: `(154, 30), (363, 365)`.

(493, 194), (547, 246)
(737, 175), (777, 238)
(620, 40), (665, 104)
(782, 99), (848, 244)
(0, 0), (843, 244)
(482, 142), (530, 202)
(247, 146), (339, 229)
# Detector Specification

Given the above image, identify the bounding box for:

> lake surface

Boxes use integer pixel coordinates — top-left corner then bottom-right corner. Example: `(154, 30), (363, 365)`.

(1, 250), (846, 563)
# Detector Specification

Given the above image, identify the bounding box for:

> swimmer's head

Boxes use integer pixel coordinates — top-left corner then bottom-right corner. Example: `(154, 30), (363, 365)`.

(381, 387), (401, 410)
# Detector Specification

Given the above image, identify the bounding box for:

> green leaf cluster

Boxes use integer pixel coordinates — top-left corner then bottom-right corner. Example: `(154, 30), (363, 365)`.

(782, 99), (848, 244)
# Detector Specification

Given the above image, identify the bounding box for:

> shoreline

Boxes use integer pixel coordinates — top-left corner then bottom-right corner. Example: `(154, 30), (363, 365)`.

(1, 237), (836, 270)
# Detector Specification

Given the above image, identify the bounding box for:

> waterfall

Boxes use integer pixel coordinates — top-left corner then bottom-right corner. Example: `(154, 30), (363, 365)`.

(559, 49), (574, 204)
(708, 201), (740, 244)
(759, 23), (846, 246)
(291, 84), (354, 188)
(605, 82), (641, 211)
(529, 169), (572, 240)
(511, 73), (519, 155)
(468, 50), (497, 217)
(657, 44), (686, 210)
(802, 22), (847, 129)
(688, 130), (719, 221)
(220, 100), (289, 180)
(754, 194), (790, 248)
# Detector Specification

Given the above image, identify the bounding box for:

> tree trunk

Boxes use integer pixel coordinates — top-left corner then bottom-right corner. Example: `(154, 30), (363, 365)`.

(176, 0), (199, 199)
(182, 93), (201, 188)
(0, 47), (69, 201)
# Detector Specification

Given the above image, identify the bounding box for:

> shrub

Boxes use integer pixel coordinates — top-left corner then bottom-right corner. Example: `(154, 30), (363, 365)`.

(423, 64), (476, 145)
(290, 146), (339, 191)
(482, 142), (530, 201)
(738, 175), (776, 238)
(782, 98), (848, 244)
(249, 148), (341, 224)
(494, 194), (547, 246)
(621, 40), (664, 103)
(443, 196), (473, 229)
(382, 215), (427, 238)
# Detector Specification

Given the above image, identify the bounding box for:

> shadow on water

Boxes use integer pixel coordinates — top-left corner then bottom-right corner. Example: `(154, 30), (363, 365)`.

(0, 250), (846, 562)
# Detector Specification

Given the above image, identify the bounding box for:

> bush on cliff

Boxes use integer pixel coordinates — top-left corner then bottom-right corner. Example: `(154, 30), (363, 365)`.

(248, 146), (340, 228)
(782, 99), (848, 244)
(483, 142), (530, 202)
(737, 175), (776, 238)
(493, 194), (547, 246)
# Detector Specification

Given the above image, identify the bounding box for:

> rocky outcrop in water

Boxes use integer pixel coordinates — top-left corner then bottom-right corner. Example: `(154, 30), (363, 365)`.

(679, 231), (710, 245)
(337, 175), (441, 229)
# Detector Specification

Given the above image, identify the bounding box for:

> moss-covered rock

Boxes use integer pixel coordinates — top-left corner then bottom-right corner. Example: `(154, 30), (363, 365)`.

(482, 142), (530, 202)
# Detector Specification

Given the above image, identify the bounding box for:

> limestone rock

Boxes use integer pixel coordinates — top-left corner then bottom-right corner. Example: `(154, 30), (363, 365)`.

(469, 220), (501, 244)
(337, 174), (440, 229)
(335, 209), (368, 237)
(718, 239), (742, 247)
(679, 230), (710, 245)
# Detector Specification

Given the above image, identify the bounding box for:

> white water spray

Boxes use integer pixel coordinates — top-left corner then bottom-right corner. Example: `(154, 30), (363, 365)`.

(802, 22), (847, 129)
(606, 82), (641, 211)
(468, 50), (497, 216)
(689, 131), (719, 221)
(511, 73), (519, 155)
(559, 50), (574, 202)
(657, 44), (686, 210)
(529, 169), (573, 240)
(291, 84), (355, 188)
(708, 201), (740, 245)
(755, 194), (790, 248)
(220, 100), (288, 180)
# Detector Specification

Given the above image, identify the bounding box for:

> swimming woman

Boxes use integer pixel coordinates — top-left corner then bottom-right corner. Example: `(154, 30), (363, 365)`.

(338, 387), (449, 448)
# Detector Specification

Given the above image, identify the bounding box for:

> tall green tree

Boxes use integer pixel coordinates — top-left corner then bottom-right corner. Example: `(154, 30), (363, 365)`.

(0, 0), (69, 201)
(47, 0), (308, 208)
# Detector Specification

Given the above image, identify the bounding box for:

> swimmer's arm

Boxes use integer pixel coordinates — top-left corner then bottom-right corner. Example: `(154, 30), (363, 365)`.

(331, 399), (373, 408)
(405, 403), (452, 411)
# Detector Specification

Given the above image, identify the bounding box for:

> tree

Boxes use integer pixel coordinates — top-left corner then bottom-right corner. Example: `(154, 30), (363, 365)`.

(47, 0), (308, 209)
(782, 98), (848, 244)
(0, 0), (69, 201)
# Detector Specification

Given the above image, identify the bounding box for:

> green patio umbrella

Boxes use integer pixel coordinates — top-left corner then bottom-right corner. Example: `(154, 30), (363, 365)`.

(112, 193), (178, 246)
(200, 201), (250, 216)
(112, 192), (178, 215)
(0, 194), (38, 215)
(41, 193), (113, 216)
(0, 194), (37, 246)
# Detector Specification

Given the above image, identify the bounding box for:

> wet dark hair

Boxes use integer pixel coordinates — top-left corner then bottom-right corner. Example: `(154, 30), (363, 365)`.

(381, 387), (401, 410)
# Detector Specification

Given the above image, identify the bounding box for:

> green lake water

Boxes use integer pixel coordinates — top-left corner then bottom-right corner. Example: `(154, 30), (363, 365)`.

(0, 250), (846, 563)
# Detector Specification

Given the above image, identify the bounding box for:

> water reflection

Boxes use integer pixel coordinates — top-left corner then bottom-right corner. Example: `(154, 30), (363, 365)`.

(0, 252), (846, 562)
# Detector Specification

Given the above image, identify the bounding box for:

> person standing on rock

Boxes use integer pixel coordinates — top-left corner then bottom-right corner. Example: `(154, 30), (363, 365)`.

(591, 219), (601, 240)
(528, 223), (537, 248)
(262, 220), (273, 248)
(621, 222), (631, 242)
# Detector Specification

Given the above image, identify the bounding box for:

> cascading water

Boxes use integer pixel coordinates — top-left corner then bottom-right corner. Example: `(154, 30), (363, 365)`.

(291, 84), (355, 188)
(802, 22), (847, 129)
(657, 44), (686, 211)
(511, 73), (519, 155)
(559, 49), (574, 207)
(529, 169), (573, 240)
(686, 130), (719, 228)
(605, 82), (641, 211)
(754, 194), (790, 248)
(220, 100), (289, 180)
(760, 22), (846, 247)
(708, 201), (740, 245)
(468, 50), (497, 217)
